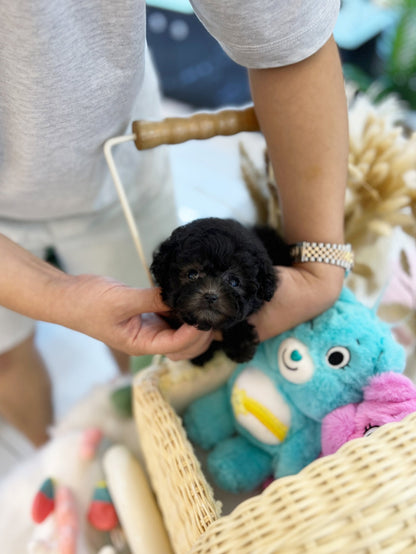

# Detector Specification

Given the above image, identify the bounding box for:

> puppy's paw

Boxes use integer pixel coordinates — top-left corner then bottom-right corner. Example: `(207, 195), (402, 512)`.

(223, 341), (258, 363)
(222, 322), (259, 363)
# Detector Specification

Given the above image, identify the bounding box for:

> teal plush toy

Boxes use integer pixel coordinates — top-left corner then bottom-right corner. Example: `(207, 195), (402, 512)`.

(183, 288), (406, 493)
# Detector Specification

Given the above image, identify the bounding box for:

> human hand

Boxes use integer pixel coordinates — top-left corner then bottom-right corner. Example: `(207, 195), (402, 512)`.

(59, 274), (215, 359)
(250, 263), (345, 342)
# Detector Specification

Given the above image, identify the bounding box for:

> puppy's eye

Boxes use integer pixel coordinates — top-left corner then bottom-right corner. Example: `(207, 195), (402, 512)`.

(326, 346), (350, 369)
(187, 269), (199, 281)
(228, 275), (240, 287)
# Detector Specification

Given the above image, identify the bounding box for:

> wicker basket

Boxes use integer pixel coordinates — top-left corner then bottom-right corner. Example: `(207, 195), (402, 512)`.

(133, 358), (416, 553)
(105, 105), (416, 553)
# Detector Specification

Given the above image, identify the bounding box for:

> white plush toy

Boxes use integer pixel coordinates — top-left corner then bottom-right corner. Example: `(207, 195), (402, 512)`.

(0, 376), (171, 554)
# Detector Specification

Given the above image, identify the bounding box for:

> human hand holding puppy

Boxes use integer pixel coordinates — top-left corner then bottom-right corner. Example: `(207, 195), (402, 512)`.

(0, 227), (345, 365)
(0, 228), (344, 363)
(58, 275), (217, 360)
(249, 263), (345, 343)
(0, 233), (214, 360)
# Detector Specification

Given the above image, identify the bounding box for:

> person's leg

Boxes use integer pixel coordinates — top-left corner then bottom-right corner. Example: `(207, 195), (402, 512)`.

(109, 348), (130, 374)
(0, 330), (52, 447)
(0, 223), (54, 446)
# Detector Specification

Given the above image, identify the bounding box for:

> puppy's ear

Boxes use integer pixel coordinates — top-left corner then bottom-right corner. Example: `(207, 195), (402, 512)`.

(251, 225), (291, 302)
(256, 259), (278, 302)
(150, 239), (175, 289)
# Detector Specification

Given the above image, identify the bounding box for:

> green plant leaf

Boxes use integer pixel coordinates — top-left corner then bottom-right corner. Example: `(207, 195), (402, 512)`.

(388, 2), (416, 79)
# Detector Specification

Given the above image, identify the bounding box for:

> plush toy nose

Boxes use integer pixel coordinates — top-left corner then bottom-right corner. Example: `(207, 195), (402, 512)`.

(204, 292), (218, 304)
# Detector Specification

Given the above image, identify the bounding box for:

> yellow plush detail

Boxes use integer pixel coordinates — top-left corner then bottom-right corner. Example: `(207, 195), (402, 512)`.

(232, 387), (288, 442)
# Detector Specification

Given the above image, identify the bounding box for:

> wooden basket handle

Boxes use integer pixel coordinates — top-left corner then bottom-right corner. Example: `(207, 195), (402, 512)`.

(132, 105), (260, 150)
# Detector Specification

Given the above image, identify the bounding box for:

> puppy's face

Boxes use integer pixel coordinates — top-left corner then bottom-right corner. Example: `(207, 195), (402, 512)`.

(167, 259), (254, 330)
(151, 218), (277, 331)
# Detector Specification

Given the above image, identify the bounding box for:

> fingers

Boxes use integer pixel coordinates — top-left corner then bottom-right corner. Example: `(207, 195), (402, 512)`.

(123, 311), (214, 359)
(163, 325), (215, 361)
(114, 287), (216, 360)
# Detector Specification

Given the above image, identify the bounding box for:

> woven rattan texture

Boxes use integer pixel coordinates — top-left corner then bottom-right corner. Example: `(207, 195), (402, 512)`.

(191, 411), (416, 554)
(134, 365), (416, 554)
(133, 365), (221, 554)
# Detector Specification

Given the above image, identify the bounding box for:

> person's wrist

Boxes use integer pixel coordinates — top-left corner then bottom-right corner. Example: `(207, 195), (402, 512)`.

(292, 261), (345, 306)
(47, 272), (89, 329)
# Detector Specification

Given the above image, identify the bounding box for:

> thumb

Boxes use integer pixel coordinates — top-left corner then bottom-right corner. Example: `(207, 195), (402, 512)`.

(132, 287), (169, 314)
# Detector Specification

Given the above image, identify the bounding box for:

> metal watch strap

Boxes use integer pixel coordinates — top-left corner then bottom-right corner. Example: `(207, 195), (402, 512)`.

(289, 242), (354, 272)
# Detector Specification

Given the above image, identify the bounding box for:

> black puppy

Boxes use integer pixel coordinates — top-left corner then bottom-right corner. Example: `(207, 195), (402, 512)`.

(150, 217), (291, 365)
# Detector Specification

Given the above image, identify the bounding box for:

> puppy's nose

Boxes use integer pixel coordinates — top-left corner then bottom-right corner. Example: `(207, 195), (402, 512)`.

(204, 292), (218, 305)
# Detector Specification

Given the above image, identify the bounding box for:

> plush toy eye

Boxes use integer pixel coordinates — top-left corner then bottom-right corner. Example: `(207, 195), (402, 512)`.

(228, 275), (240, 287)
(277, 338), (315, 384)
(364, 424), (380, 437)
(326, 346), (350, 369)
(187, 269), (199, 281)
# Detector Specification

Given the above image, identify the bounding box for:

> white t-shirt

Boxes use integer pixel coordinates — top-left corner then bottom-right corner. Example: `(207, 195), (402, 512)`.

(190, 0), (340, 68)
(0, 1), (340, 221)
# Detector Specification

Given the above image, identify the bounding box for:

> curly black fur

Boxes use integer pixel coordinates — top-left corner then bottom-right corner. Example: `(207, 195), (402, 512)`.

(151, 217), (291, 365)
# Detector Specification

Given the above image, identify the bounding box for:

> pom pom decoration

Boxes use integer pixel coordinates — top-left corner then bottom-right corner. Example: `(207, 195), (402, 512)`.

(31, 477), (55, 524)
(87, 481), (119, 531)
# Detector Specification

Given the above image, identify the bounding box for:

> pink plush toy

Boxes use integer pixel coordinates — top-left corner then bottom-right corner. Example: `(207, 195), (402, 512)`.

(321, 372), (416, 456)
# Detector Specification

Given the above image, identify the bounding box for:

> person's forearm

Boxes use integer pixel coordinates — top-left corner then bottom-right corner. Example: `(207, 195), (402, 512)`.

(0, 233), (72, 323)
(248, 36), (348, 245)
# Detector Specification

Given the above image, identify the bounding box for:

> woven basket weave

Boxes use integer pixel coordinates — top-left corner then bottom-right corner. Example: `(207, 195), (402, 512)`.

(133, 362), (221, 554)
(133, 359), (416, 554)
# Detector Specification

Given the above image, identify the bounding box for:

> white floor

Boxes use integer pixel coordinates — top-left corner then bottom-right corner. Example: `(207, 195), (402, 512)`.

(0, 99), (265, 477)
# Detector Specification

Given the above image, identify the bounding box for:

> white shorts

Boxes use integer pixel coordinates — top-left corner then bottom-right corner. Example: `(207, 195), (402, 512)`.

(0, 147), (179, 353)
